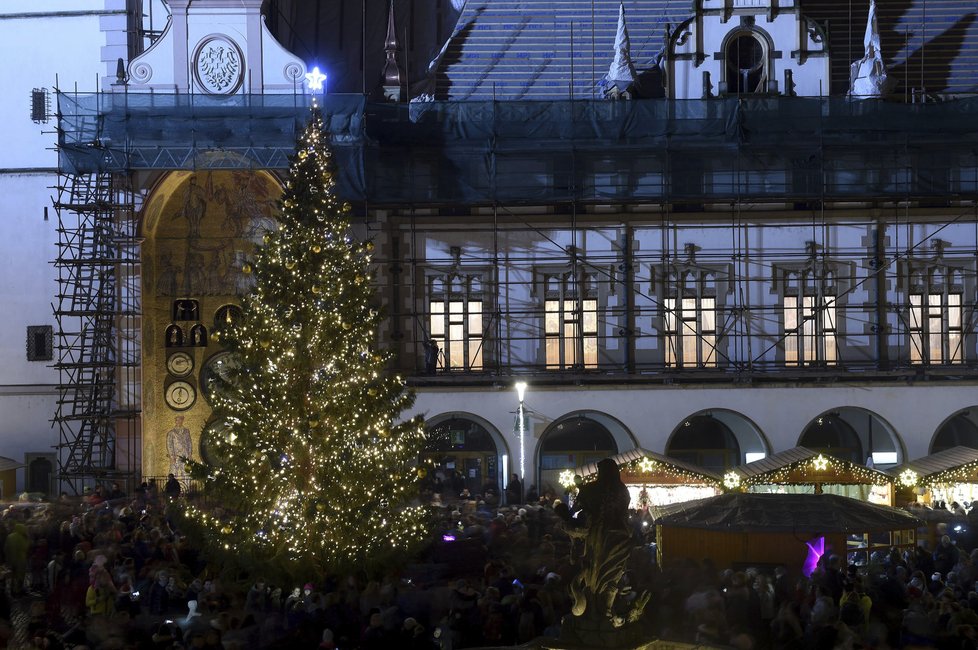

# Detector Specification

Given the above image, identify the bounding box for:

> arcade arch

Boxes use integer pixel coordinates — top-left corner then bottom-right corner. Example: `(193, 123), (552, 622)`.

(665, 409), (768, 474)
(799, 407), (903, 467)
(423, 413), (508, 497)
(536, 411), (635, 497)
(931, 408), (978, 453)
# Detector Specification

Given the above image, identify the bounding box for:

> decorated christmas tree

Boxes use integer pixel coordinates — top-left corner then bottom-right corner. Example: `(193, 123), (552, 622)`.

(185, 107), (428, 579)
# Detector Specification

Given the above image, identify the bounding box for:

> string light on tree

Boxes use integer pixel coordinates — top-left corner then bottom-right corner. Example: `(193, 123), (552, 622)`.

(183, 106), (428, 581)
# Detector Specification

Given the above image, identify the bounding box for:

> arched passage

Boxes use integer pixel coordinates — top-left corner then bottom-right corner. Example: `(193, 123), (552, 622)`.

(536, 411), (634, 497)
(666, 409), (769, 473)
(423, 412), (508, 497)
(799, 407), (904, 467)
(932, 408), (978, 453)
(140, 170), (283, 479)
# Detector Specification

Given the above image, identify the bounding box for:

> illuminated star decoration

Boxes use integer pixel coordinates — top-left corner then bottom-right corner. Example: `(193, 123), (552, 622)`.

(638, 456), (656, 473)
(812, 454), (830, 471)
(305, 66), (327, 92)
(723, 471), (741, 490)
(558, 469), (576, 489)
(899, 468), (919, 487)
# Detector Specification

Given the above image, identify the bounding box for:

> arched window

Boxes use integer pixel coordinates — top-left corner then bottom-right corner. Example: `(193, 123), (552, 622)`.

(667, 415), (740, 473)
(726, 33), (765, 94)
(539, 417), (617, 494)
(799, 414), (863, 464)
(932, 412), (978, 453)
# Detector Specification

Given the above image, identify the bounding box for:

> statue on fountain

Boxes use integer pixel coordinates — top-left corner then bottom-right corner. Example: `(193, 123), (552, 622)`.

(555, 458), (651, 648)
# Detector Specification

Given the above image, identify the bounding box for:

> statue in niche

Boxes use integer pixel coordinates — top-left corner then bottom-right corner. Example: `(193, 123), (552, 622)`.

(190, 324), (208, 347)
(557, 458), (651, 647)
(165, 324), (185, 348)
(173, 299), (199, 322)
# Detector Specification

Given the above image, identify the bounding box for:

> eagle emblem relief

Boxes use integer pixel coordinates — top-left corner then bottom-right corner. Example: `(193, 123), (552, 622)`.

(194, 37), (244, 94)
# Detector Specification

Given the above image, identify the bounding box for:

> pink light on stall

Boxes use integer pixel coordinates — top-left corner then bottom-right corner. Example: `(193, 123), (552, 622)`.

(803, 536), (825, 577)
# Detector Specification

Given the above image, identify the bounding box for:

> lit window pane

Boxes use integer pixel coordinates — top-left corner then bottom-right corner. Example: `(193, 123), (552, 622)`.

(702, 335), (716, 366)
(545, 301), (559, 334)
(583, 302), (597, 333)
(949, 295), (962, 329)
(430, 301), (445, 337)
(910, 331), (923, 364)
(949, 332), (963, 364)
(546, 338), (560, 368)
(470, 344), (483, 369)
(584, 335), (597, 367)
(469, 303), (483, 335)
(449, 301), (464, 323)
(683, 333), (697, 366)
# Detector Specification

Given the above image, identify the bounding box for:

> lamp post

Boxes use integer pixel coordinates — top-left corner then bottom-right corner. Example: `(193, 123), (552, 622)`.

(515, 382), (527, 483)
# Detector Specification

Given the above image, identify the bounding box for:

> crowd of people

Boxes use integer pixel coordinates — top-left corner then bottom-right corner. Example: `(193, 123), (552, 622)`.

(0, 481), (977, 648)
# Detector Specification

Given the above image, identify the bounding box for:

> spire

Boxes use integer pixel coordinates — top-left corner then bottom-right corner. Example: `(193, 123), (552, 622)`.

(847, 0), (891, 99)
(602, 2), (638, 99)
(382, 0), (404, 102)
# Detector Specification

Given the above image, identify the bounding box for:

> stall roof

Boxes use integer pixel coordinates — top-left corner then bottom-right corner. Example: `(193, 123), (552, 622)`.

(656, 493), (920, 533)
(895, 446), (978, 483)
(0, 457), (23, 472)
(576, 448), (721, 484)
(732, 447), (892, 486)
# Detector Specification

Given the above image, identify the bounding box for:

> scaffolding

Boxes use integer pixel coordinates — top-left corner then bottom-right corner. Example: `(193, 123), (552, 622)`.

(52, 165), (141, 495)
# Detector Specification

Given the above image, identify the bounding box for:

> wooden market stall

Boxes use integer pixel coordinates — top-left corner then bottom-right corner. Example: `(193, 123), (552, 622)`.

(893, 446), (978, 507)
(891, 446), (978, 549)
(655, 493), (920, 574)
(726, 446), (895, 505)
(576, 448), (721, 509)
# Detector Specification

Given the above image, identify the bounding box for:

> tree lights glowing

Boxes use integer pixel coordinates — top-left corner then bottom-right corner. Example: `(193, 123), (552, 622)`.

(184, 107), (428, 580)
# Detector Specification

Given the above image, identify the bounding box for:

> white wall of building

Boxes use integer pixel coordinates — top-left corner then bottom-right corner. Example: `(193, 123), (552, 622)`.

(0, 2), (109, 490)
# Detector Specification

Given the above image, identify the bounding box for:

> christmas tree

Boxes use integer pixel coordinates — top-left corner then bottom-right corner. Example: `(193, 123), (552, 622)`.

(185, 107), (428, 580)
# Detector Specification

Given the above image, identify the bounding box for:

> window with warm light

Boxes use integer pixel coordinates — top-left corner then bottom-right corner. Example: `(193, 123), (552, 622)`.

(661, 268), (720, 368)
(784, 294), (837, 366)
(543, 271), (598, 369)
(428, 273), (484, 371)
(905, 263), (965, 365)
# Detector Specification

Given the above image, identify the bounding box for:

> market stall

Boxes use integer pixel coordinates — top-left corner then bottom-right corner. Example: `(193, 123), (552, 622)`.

(655, 493), (920, 573)
(893, 446), (978, 507)
(574, 448), (721, 509)
(724, 446), (894, 505)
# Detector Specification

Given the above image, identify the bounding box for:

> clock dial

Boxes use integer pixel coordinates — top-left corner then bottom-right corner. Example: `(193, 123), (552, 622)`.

(199, 418), (231, 467)
(166, 351), (194, 377)
(200, 351), (241, 405)
(165, 380), (196, 411)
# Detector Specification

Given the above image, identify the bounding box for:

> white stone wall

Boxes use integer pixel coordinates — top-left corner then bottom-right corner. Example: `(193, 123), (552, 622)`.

(0, 1), (107, 490)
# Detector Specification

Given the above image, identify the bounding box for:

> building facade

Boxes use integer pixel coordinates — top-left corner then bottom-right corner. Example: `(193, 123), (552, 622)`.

(5, 0), (978, 496)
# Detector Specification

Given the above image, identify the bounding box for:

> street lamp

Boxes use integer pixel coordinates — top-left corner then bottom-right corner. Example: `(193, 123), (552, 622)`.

(515, 381), (527, 482)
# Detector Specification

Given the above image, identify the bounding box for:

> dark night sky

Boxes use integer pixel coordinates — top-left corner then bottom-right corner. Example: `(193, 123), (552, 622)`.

(265, 0), (461, 96)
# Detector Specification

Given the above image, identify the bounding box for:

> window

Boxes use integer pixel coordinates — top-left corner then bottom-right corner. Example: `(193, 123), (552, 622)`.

(429, 273), (484, 371)
(784, 293), (837, 366)
(662, 268), (720, 368)
(904, 263), (966, 365)
(31, 88), (50, 124)
(26, 325), (53, 362)
(726, 33), (765, 94)
(543, 271), (598, 369)
(909, 292), (963, 364)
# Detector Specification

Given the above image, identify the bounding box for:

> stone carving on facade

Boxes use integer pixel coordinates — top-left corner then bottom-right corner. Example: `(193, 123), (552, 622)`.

(193, 36), (243, 94)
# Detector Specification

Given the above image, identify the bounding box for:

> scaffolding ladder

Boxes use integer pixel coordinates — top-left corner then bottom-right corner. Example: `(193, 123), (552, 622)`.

(52, 167), (141, 495)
